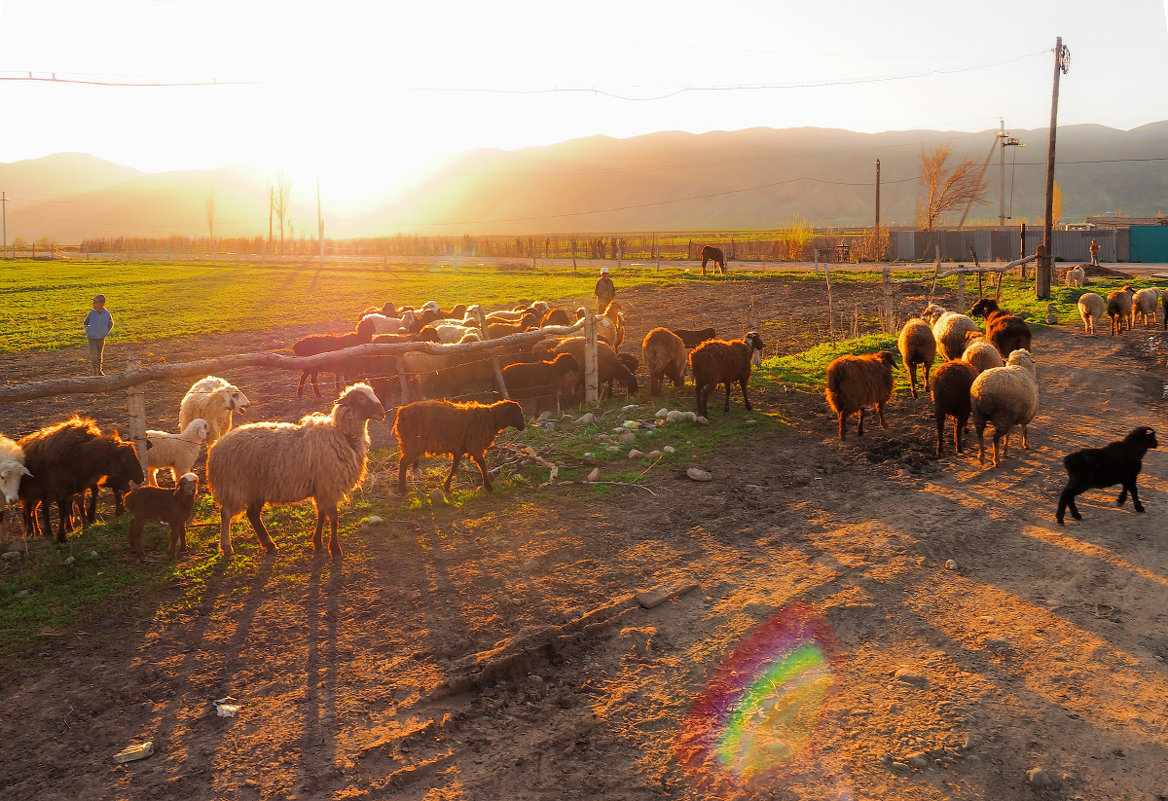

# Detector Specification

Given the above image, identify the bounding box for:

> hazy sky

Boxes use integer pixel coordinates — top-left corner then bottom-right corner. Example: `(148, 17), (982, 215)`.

(1, 0), (1166, 206)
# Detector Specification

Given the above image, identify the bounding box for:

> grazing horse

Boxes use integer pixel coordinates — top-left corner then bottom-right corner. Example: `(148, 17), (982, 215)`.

(700, 245), (726, 276)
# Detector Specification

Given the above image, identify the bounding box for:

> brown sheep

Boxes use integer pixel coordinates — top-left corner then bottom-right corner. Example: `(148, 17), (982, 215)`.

(1106, 286), (1135, 335)
(18, 417), (144, 542)
(968, 298), (1032, 358)
(670, 327), (717, 349)
(930, 360), (978, 456)
(393, 399), (525, 495)
(552, 337), (638, 399)
(124, 472), (199, 559)
(540, 308), (573, 327)
(292, 323), (375, 398)
(501, 353), (581, 416)
(642, 327), (687, 396)
(597, 301), (626, 349)
(825, 351), (896, 441)
(688, 332), (765, 418)
(897, 318), (936, 399)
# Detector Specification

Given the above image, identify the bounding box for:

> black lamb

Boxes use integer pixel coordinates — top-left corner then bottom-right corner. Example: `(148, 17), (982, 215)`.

(1056, 426), (1158, 525)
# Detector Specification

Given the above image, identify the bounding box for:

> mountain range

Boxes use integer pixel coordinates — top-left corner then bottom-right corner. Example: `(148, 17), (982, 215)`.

(2, 122), (1166, 243)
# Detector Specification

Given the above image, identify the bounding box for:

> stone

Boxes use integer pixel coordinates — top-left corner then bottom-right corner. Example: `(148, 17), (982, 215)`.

(894, 668), (930, 688)
(744, 417), (756, 424)
(606, 445), (619, 453)
(945, 559), (957, 570)
(686, 467), (713, 482)
(429, 489), (445, 504)
(666, 410), (685, 423)
(1026, 767), (1056, 788)
(647, 450), (662, 459)
(1, 551), (21, 560)
(622, 404), (640, 413)
(16, 589), (29, 597)
(7, 541), (28, 553)
(663, 446), (676, 454)
(696, 416), (709, 425)
(905, 751), (929, 769)
(583, 452), (595, 460)
(575, 413), (595, 426)
(655, 408), (669, 418)
(617, 432), (637, 444)
(628, 449), (644, 459)
(538, 410), (554, 421)
(587, 467), (601, 483)
(367, 515), (384, 525)
(64, 556), (76, 566)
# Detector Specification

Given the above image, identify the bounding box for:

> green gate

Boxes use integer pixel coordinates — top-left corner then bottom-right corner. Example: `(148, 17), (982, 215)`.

(1129, 225), (1168, 262)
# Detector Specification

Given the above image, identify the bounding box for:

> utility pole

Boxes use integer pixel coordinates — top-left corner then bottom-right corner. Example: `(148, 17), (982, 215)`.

(874, 159), (881, 231)
(1039, 37), (1069, 299)
(998, 120), (1023, 228)
(1, 191), (7, 253)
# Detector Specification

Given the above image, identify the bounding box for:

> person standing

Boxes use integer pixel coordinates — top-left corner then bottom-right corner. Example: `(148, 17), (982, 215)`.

(84, 293), (114, 376)
(594, 266), (615, 313)
(1089, 239), (1100, 267)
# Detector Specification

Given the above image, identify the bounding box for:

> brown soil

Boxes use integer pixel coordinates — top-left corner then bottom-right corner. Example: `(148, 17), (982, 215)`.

(2, 276), (1167, 801)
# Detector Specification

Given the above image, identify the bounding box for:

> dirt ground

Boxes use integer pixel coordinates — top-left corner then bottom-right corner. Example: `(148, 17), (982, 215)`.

(2, 276), (1168, 801)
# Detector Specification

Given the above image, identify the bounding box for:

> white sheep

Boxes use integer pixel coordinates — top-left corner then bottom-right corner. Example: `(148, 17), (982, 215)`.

(179, 376), (250, 444)
(1, 433), (32, 507)
(145, 418), (210, 486)
(970, 349), (1038, 467)
(1132, 287), (1160, 327)
(206, 383), (385, 558)
(1077, 292), (1106, 336)
(359, 309), (417, 335)
(923, 303), (982, 362)
(1064, 266), (1087, 287)
(960, 338), (1003, 374)
(431, 323), (482, 343)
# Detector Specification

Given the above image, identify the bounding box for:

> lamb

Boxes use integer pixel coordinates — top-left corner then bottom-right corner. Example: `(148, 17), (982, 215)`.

(1, 433), (32, 508)
(1077, 292), (1106, 336)
(145, 418), (210, 486)
(930, 360), (978, 456)
(968, 298), (1032, 358)
(824, 351), (896, 440)
(896, 318), (936, 399)
(423, 323), (483, 344)
(670, 327), (717, 349)
(501, 353), (581, 416)
(1056, 426), (1158, 525)
(1064, 265), (1087, 288)
(486, 312), (539, 339)
(359, 309), (417, 335)
(124, 472), (199, 559)
(393, 399), (525, 495)
(1132, 287), (1160, 327)
(359, 301), (398, 318)
(688, 332), (765, 418)
(1106, 286), (1135, 335)
(179, 376), (250, 444)
(642, 327), (687, 396)
(206, 383), (385, 558)
(970, 348), (1038, 467)
(922, 303), (982, 362)
(410, 303), (468, 330)
(17, 417), (144, 542)
(292, 324), (375, 398)
(960, 338), (1003, 374)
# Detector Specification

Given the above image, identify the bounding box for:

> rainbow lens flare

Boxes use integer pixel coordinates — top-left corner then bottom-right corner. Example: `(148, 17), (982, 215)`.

(675, 602), (838, 795)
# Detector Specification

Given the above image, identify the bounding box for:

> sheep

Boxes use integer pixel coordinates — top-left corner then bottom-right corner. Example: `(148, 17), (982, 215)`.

(401, 348), (499, 400)
(179, 376), (250, 444)
(1106, 286), (1135, 335)
(206, 383), (385, 558)
(960, 338), (1003, 374)
(922, 303), (982, 362)
(540, 308), (573, 327)
(596, 301), (626, 349)
(642, 327), (687, 396)
(17, 417), (144, 542)
(1056, 426), (1158, 525)
(968, 298), (1032, 358)
(970, 348), (1038, 467)
(410, 302), (468, 331)
(501, 353), (581, 416)
(930, 360), (978, 456)
(124, 472), (199, 559)
(486, 312), (539, 339)
(689, 332), (765, 418)
(359, 301), (398, 319)
(550, 337), (638, 399)
(824, 351), (896, 441)
(359, 309), (418, 335)
(145, 418), (210, 486)
(1, 433), (32, 508)
(79, 435), (153, 524)
(424, 323), (483, 344)
(1132, 287), (1160, 327)
(393, 399), (525, 495)
(896, 318), (936, 399)
(1077, 292), (1106, 336)
(1064, 265), (1087, 287)
(670, 327), (717, 349)
(292, 324), (374, 398)
(617, 352), (639, 374)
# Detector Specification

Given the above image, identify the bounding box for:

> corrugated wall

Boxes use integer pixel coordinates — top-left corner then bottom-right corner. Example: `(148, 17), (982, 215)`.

(890, 229), (1120, 263)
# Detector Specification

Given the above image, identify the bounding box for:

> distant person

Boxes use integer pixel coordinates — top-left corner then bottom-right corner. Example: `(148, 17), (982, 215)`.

(1089, 239), (1100, 267)
(594, 266), (615, 313)
(83, 293), (114, 376)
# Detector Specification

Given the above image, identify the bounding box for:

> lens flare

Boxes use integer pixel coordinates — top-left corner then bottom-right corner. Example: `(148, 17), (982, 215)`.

(676, 602), (838, 795)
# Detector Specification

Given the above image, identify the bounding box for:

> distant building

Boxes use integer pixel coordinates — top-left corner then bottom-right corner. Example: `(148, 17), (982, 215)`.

(1086, 215), (1168, 230)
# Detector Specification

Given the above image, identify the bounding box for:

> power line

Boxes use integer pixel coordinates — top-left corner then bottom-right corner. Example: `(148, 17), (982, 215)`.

(0, 72), (258, 87)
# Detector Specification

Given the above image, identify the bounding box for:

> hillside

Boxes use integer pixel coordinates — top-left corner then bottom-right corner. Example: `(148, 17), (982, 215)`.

(2, 122), (1166, 242)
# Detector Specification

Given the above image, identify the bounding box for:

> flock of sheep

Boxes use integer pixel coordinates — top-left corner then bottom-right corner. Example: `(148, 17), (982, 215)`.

(1, 278), (1161, 559)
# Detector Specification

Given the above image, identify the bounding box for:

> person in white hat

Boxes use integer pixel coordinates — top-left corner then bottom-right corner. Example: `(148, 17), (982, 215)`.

(594, 266), (615, 313)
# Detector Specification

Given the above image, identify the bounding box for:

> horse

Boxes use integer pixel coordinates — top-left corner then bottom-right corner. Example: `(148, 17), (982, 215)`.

(700, 245), (726, 276)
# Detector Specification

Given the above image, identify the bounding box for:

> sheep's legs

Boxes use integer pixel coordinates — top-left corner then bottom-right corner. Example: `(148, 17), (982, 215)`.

(837, 412), (847, 440)
(245, 502), (277, 553)
(875, 402), (887, 429)
(312, 503), (342, 558)
(129, 517), (147, 559)
(470, 452), (493, 492)
(444, 454), (464, 493)
(738, 379), (751, 412)
(722, 382), (732, 412)
(857, 408), (866, 436)
(1057, 485), (1084, 524)
(907, 365), (919, 399)
(219, 507), (235, 557)
(1118, 480), (1146, 513)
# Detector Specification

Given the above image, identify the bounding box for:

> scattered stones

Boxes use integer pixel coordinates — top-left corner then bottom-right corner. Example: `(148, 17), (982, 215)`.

(622, 404), (640, 413)
(744, 417), (756, 424)
(583, 452), (595, 460)
(2, 551), (21, 561)
(686, 467), (713, 482)
(428, 489), (445, 504)
(606, 445), (620, 453)
(663, 446), (676, 454)
(575, 413), (595, 426)
(538, 410), (554, 421)
(665, 410), (698, 423)
(944, 559), (958, 570)
(894, 668), (930, 688)
(655, 408), (669, 419)
(88, 551), (98, 559)
(617, 432), (637, 444)
(647, 450), (662, 459)
(1026, 767), (1056, 788)
(587, 467), (601, 483)
(16, 589), (30, 598)
(628, 449), (644, 459)
(905, 751), (930, 769)
(696, 416), (710, 425)
(64, 556), (76, 566)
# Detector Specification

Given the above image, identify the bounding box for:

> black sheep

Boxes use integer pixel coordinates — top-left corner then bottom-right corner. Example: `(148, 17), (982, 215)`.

(1056, 426), (1158, 525)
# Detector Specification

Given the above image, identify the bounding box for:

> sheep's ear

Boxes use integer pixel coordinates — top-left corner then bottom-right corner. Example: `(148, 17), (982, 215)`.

(145, 439), (153, 450)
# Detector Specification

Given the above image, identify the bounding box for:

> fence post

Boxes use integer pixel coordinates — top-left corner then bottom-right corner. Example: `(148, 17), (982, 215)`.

(393, 355), (411, 405)
(474, 306), (510, 400)
(125, 354), (149, 477)
(654, 233), (660, 272)
(746, 297), (761, 367)
(617, 242), (622, 272)
(583, 313), (599, 404)
(824, 257), (835, 343)
(572, 241), (577, 273)
(881, 268), (895, 334)
(956, 269), (966, 310)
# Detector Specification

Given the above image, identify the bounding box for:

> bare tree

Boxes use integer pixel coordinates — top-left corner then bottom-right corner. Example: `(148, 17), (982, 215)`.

(205, 188), (216, 260)
(273, 170), (292, 255)
(916, 141), (990, 230)
(1051, 180), (1063, 228)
